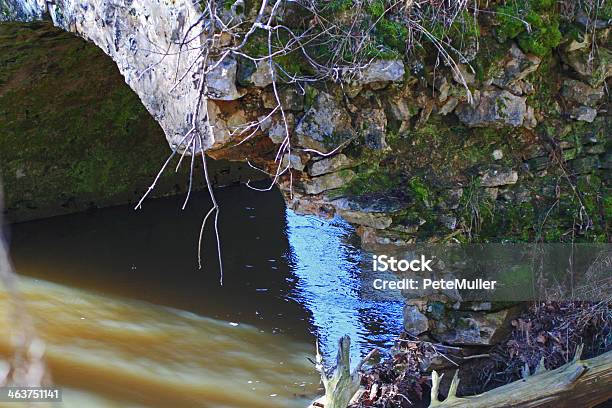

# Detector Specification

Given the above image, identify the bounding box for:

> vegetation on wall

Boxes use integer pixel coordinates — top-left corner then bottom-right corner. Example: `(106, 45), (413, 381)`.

(496, 0), (562, 56)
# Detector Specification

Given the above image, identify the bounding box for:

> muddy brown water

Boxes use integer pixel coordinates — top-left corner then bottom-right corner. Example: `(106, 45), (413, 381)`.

(2, 185), (403, 407)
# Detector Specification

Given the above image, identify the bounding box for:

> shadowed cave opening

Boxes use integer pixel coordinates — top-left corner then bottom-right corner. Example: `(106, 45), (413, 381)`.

(0, 21), (264, 223)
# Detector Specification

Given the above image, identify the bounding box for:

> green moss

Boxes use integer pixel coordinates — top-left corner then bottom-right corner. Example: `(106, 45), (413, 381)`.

(362, 41), (403, 60)
(375, 18), (408, 51)
(525, 57), (561, 117)
(530, 0), (555, 9)
(366, 0), (408, 54)
(496, 0), (561, 56)
(496, 4), (526, 40)
(326, 0), (353, 12)
(303, 86), (318, 110)
(472, 165), (610, 243)
(473, 35), (510, 82)
(242, 29), (269, 58)
(342, 164), (399, 195)
(241, 28), (316, 78)
(409, 177), (430, 205)
(221, 0), (232, 10)
(601, 1), (612, 19)
(603, 195), (612, 220)
(517, 19), (561, 57)
(494, 265), (534, 299)
(458, 179), (495, 240)
(429, 9), (480, 50)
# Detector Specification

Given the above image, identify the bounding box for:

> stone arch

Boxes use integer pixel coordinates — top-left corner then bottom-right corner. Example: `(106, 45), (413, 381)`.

(2, 0), (221, 150)
(0, 21), (261, 221)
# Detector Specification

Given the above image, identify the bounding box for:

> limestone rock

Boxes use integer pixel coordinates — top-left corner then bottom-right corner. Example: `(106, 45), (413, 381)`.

(263, 87), (304, 111)
(575, 9), (611, 29)
(431, 308), (515, 346)
(301, 170), (355, 195)
(356, 226), (415, 250)
(0, 0), (46, 22)
(333, 193), (409, 214)
(343, 83), (363, 98)
(439, 97), (458, 116)
(456, 90), (526, 128)
(524, 105), (537, 129)
(337, 210), (392, 229)
(294, 92), (354, 153)
(562, 79), (605, 107)
(354, 60), (404, 84)
(259, 113), (295, 144)
(437, 188), (463, 211)
(403, 305), (429, 336)
(207, 101), (248, 146)
(565, 36), (590, 53)
(334, 193), (408, 229)
(561, 45), (612, 87)
(268, 121), (287, 144)
(569, 156), (600, 174)
(434, 76), (450, 102)
(386, 95), (415, 122)
(453, 302), (493, 312)
(492, 43), (541, 89)
(485, 187), (499, 200)
(451, 64), (476, 85)
(206, 57), (245, 101)
(480, 168), (518, 187)
(389, 219), (422, 234)
(571, 106), (598, 123)
(236, 58), (255, 87)
(282, 152), (308, 171)
(355, 107), (387, 150)
(439, 215), (457, 230)
(415, 99), (434, 128)
(250, 61), (274, 88)
(308, 154), (355, 176)
(284, 190), (337, 218)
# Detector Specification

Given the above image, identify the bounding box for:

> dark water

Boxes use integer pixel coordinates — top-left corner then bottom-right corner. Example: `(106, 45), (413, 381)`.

(4, 184), (404, 406)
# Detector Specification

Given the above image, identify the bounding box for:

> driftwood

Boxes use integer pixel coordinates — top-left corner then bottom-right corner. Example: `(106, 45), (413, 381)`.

(429, 345), (612, 408)
(309, 335), (377, 408)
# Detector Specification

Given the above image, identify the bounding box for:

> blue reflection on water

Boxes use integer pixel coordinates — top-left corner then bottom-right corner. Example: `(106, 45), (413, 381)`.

(284, 209), (404, 364)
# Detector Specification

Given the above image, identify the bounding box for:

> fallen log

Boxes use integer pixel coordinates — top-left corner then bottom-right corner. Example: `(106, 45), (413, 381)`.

(429, 345), (612, 408)
(309, 335), (377, 408)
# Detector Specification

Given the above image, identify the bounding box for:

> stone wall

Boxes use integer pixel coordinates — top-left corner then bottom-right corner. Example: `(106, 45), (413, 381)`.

(244, 31), (611, 247)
